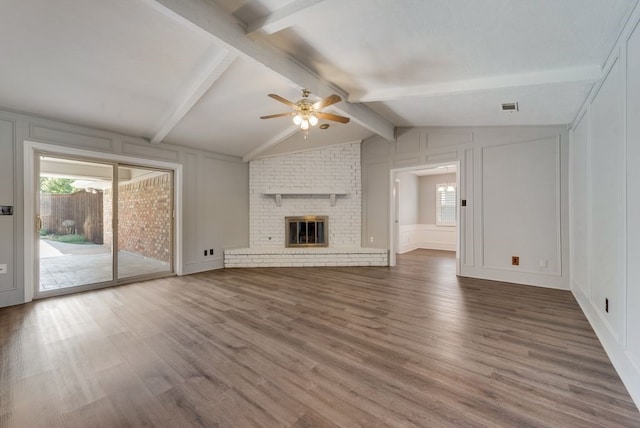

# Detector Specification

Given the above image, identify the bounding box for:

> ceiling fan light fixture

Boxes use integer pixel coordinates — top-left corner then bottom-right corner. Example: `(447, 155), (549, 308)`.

(446, 185), (455, 192)
(262, 89), (349, 132)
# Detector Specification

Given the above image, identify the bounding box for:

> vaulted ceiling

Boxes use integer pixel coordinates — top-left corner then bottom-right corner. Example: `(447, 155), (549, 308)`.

(0, 0), (636, 160)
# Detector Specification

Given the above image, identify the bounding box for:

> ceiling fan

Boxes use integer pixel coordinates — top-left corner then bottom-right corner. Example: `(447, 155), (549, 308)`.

(260, 89), (350, 130)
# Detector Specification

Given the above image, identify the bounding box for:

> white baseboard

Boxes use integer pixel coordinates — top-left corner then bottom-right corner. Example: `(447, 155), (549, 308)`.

(181, 258), (224, 275)
(399, 224), (456, 253)
(572, 283), (640, 409)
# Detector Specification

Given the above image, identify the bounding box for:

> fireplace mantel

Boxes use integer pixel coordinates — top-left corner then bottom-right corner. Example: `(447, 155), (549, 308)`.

(264, 191), (348, 207)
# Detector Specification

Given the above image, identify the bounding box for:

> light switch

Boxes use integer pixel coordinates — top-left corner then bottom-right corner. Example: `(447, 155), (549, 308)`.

(0, 264), (7, 274)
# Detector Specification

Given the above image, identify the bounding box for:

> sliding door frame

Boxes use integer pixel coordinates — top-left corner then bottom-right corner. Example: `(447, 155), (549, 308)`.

(24, 140), (183, 302)
(35, 152), (117, 298)
(116, 163), (175, 281)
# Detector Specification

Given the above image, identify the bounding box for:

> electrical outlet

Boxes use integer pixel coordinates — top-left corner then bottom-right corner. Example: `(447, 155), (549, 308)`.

(209, 249), (214, 255)
(370, 236), (374, 243)
(511, 256), (519, 266)
(0, 264), (7, 274)
(605, 298), (609, 313)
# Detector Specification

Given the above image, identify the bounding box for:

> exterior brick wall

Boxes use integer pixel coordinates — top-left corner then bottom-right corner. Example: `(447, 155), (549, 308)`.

(103, 189), (113, 248)
(103, 174), (172, 263)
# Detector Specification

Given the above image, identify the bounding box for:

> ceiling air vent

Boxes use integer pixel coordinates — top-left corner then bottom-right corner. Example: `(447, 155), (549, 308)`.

(501, 102), (519, 112)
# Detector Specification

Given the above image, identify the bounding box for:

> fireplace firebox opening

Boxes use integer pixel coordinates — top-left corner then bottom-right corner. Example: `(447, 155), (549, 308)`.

(285, 216), (328, 248)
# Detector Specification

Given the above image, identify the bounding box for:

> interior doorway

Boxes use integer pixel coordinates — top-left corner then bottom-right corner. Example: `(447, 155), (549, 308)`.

(389, 161), (460, 274)
(34, 152), (175, 298)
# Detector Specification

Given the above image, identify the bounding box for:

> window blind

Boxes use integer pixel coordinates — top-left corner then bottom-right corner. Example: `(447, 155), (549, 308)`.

(436, 184), (456, 226)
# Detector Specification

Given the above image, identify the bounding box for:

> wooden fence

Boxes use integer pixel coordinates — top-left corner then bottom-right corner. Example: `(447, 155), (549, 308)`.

(40, 191), (104, 243)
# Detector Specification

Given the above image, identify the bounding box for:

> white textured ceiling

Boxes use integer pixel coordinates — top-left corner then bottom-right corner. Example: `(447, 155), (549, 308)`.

(0, 0), (636, 159)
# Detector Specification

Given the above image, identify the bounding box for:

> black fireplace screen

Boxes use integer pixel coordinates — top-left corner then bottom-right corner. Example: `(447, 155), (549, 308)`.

(285, 216), (328, 247)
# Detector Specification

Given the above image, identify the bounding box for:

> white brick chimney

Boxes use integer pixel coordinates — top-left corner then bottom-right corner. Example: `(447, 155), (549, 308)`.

(224, 142), (387, 267)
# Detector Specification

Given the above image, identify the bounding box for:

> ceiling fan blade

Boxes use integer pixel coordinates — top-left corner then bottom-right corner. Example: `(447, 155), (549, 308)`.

(268, 93), (296, 107)
(313, 94), (342, 110)
(316, 112), (350, 123)
(260, 112), (295, 119)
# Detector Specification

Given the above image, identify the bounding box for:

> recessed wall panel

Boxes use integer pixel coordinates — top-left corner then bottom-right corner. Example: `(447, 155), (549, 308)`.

(626, 22), (640, 365)
(395, 128), (421, 154)
(463, 149), (474, 267)
(482, 137), (560, 275)
(427, 131), (473, 149)
(0, 120), (14, 294)
(590, 58), (624, 338)
(30, 125), (112, 151)
(571, 111), (590, 297)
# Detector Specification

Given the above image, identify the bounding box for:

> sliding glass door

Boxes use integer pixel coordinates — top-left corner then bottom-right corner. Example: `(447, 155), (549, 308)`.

(36, 154), (173, 296)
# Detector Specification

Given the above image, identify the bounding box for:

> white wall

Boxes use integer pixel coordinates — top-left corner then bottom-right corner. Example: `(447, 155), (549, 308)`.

(626, 12), (640, 403)
(362, 125), (569, 289)
(0, 118), (15, 305)
(482, 139), (560, 274)
(0, 108), (249, 308)
(569, 5), (640, 407)
(398, 224), (456, 253)
(418, 173), (455, 225)
(396, 172), (457, 254)
(397, 172), (418, 226)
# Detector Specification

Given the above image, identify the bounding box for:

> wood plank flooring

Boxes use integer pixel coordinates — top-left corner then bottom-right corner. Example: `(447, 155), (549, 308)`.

(1, 249), (639, 427)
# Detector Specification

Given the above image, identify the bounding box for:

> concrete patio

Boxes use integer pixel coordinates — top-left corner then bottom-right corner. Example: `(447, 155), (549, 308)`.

(39, 239), (171, 290)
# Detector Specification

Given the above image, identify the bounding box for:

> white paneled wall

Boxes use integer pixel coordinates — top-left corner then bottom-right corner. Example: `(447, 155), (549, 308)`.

(590, 57), (624, 338)
(571, 111), (590, 299)
(569, 5), (640, 407)
(362, 126), (569, 289)
(0, 119), (15, 304)
(626, 12), (640, 391)
(482, 137), (561, 275)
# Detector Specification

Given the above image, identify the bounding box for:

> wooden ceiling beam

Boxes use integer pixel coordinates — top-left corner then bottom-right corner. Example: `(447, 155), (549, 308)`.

(151, 47), (236, 144)
(143, 0), (395, 142)
(349, 65), (602, 102)
(246, 0), (329, 35)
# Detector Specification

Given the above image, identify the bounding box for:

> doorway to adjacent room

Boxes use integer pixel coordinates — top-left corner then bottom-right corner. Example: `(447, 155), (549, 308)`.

(389, 161), (460, 273)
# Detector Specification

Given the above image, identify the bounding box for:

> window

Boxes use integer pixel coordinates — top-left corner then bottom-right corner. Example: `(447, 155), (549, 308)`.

(436, 184), (456, 226)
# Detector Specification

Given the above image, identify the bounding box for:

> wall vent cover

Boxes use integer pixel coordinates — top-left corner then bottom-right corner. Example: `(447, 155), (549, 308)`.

(501, 102), (519, 112)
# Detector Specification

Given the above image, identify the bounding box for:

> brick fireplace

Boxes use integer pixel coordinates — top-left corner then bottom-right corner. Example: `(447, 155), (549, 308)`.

(224, 142), (387, 267)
